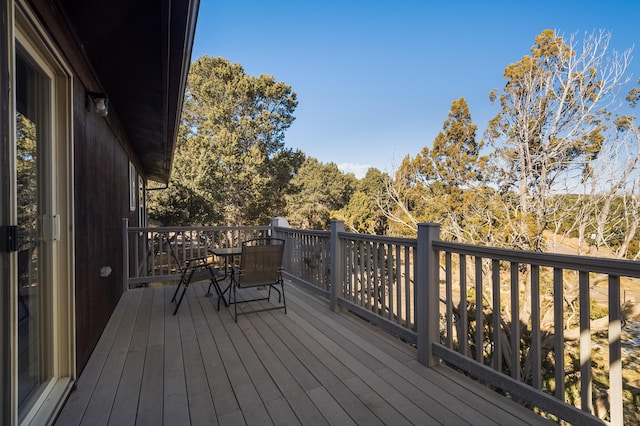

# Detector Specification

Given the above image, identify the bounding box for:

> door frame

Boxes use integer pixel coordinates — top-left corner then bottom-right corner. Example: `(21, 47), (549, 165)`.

(3, 1), (76, 424)
(1, 0), (15, 422)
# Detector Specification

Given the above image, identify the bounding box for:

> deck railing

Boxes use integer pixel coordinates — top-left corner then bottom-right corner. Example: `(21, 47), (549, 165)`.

(272, 223), (418, 344)
(124, 218), (638, 424)
(275, 226), (332, 295)
(122, 218), (269, 287)
(424, 225), (640, 425)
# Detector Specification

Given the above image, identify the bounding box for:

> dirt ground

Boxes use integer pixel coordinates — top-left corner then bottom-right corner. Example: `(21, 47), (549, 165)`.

(543, 231), (640, 306)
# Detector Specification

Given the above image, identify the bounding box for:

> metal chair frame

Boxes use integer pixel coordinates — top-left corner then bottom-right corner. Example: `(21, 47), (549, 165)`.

(229, 238), (286, 322)
(167, 236), (225, 315)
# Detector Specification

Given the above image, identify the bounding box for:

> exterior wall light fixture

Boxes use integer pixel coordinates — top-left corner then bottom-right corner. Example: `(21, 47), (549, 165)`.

(86, 91), (109, 117)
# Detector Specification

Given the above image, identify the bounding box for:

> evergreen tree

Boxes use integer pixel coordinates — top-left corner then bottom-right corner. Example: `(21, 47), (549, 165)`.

(383, 98), (488, 240)
(148, 56), (302, 225)
(285, 157), (355, 230)
(340, 168), (390, 234)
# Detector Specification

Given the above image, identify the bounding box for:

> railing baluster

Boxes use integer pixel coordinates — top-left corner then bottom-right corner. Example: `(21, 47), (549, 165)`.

(122, 218), (129, 290)
(143, 231), (148, 277)
(365, 242), (371, 309)
(553, 267), (564, 400)
(445, 252), (453, 348)
(148, 232), (154, 277)
(379, 243), (384, 314)
(345, 240), (351, 300)
(492, 259), (501, 371)
(510, 262), (520, 381)
(180, 230), (186, 265)
(608, 275), (622, 425)
(405, 246), (411, 329)
(359, 241), (365, 307)
(386, 243), (393, 321)
(373, 242), (379, 313)
(158, 232), (165, 274)
(395, 245), (401, 325)
(475, 256), (483, 363)
(380, 243), (385, 314)
(133, 233), (140, 278)
(459, 255), (468, 357)
(531, 264), (541, 389)
(579, 270), (592, 413)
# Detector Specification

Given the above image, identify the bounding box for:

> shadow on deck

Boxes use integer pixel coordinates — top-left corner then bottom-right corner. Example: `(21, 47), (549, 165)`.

(55, 280), (551, 425)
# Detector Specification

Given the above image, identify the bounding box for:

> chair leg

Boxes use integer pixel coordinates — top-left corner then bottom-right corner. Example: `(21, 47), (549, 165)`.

(267, 285), (282, 303)
(232, 283), (238, 322)
(170, 279), (183, 303)
(173, 281), (189, 315)
(209, 277), (231, 311)
(215, 281), (222, 311)
(206, 268), (219, 297)
(281, 280), (287, 314)
(207, 277), (221, 310)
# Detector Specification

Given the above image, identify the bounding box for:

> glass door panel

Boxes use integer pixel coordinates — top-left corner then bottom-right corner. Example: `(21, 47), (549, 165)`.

(16, 49), (52, 417)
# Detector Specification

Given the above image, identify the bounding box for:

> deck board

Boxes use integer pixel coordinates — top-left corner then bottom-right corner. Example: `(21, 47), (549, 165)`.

(254, 307), (383, 425)
(180, 288), (217, 425)
(55, 289), (133, 426)
(108, 284), (152, 426)
(56, 281), (553, 426)
(81, 288), (142, 426)
(135, 285), (165, 426)
(163, 286), (190, 426)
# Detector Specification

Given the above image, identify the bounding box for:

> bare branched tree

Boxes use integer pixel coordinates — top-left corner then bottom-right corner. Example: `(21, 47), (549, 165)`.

(488, 29), (633, 251)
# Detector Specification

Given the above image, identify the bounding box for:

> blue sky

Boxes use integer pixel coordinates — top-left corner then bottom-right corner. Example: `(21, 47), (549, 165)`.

(192, 1), (640, 178)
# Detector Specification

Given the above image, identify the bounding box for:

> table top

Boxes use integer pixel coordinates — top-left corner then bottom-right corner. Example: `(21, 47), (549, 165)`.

(209, 247), (242, 256)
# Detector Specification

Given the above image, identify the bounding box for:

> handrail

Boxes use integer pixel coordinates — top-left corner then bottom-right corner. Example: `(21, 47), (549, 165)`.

(434, 239), (640, 277)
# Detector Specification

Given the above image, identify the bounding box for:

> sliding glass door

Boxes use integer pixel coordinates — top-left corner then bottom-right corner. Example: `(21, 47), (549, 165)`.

(15, 47), (52, 418)
(11, 4), (74, 423)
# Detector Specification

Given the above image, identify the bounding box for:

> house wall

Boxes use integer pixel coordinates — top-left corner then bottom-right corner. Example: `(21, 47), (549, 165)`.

(73, 84), (138, 372)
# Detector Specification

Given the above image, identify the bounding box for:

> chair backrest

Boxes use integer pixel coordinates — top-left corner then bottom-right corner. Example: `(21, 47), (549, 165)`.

(162, 234), (186, 274)
(238, 238), (285, 287)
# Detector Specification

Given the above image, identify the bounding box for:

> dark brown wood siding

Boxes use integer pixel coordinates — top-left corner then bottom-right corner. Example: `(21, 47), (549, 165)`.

(73, 83), (137, 372)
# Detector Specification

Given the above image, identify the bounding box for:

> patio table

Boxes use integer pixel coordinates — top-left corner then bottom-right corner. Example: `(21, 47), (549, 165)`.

(206, 247), (242, 304)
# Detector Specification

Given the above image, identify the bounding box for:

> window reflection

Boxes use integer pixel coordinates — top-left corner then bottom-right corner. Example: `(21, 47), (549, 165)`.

(16, 50), (49, 417)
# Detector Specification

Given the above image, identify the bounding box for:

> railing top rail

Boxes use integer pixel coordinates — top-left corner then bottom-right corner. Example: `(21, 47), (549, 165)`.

(434, 240), (640, 278)
(275, 226), (417, 246)
(128, 225), (270, 233)
(274, 226), (330, 238)
(338, 231), (418, 247)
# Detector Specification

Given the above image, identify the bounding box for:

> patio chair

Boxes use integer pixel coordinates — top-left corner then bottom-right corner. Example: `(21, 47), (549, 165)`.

(229, 237), (286, 322)
(167, 236), (225, 315)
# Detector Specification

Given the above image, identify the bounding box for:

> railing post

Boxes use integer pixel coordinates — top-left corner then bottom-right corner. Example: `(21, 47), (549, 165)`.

(417, 222), (440, 366)
(270, 216), (290, 239)
(329, 220), (345, 312)
(122, 218), (129, 292)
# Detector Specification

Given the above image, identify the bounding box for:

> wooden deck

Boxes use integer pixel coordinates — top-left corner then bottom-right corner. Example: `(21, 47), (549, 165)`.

(55, 281), (551, 425)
